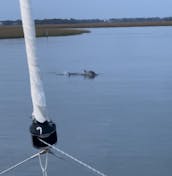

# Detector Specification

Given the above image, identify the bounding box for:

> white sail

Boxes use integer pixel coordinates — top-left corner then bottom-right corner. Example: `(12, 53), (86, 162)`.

(19, 0), (48, 123)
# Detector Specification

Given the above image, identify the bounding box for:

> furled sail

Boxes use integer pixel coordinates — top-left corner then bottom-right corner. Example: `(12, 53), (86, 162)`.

(19, 0), (57, 149)
(19, 0), (47, 123)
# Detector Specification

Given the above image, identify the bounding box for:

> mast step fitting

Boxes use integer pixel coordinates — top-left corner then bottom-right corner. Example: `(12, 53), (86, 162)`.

(30, 120), (57, 149)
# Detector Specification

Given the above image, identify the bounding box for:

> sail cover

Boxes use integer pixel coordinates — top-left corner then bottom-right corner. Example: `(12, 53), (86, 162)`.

(19, 0), (48, 123)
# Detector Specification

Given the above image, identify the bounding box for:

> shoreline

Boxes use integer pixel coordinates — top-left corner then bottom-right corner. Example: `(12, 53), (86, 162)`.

(0, 21), (172, 39)
(0, 25), (90, 39)
(41, 21), (172, 28)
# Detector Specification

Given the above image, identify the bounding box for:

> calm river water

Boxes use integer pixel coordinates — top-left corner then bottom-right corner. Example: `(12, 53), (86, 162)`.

(0, 27), (172, 176)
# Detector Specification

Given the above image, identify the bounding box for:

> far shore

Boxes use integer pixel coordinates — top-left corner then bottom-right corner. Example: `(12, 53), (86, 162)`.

(0, 25), (90, 39)
(0, 21), (172, 39)
(42, 21), (172, 28)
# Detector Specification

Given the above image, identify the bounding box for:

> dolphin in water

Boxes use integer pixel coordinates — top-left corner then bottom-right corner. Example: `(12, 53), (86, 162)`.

(57, 70), (98, 79)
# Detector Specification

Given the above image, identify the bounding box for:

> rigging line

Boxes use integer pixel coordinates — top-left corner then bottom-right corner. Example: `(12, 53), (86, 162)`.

(48, 150), (65, 160)
(0, 150), (45, 175)
(39, 152), (48, 176)
(39, 139), (109, 176)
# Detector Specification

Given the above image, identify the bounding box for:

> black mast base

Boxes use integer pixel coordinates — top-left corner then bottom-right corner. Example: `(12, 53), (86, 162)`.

(30, 120), (57, 149)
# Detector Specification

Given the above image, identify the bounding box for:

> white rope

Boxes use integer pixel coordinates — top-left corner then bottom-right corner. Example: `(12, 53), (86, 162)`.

(39, 139), (109, 176)
(39, 152), (48, 176)
(0, 150), (45, 175)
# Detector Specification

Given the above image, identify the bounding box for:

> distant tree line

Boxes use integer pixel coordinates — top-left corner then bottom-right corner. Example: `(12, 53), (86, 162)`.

(108, 17), (172, 23)
(1, 17), (172, 26)
(35, 18), (104, 25)
(0, 20), (22, 25)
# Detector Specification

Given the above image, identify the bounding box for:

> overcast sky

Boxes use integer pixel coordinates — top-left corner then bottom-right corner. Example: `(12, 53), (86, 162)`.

(0, 0), (172, 20)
